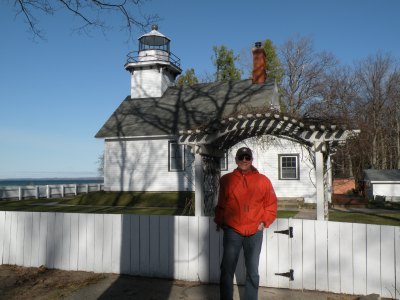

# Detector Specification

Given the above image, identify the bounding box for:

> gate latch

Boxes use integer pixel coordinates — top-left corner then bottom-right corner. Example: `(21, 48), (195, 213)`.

(275, 269), (294, 281)
(274, 226), (293, 238)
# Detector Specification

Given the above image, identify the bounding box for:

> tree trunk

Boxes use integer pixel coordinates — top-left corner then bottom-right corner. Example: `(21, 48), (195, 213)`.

(341, 149), (346, 176)
(372, 132), (377, 168)
(346, 149), (353, 177)
(380, 131), (387, 169)
(397, 118), (400, 168)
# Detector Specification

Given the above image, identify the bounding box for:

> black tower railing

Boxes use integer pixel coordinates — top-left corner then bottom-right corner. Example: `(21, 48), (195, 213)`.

(125, 50), (181, 69)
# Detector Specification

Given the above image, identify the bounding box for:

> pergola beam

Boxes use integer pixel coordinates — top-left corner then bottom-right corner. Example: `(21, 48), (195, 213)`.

(178, 112), (359, 218)
(179, 115), (357, 149)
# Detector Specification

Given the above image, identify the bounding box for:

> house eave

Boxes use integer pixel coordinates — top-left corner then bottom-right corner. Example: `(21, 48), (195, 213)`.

(103, 135), (178, 141)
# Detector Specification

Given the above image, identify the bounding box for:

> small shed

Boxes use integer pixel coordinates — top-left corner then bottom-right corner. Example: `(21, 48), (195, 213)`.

(362, 169), (400, 202)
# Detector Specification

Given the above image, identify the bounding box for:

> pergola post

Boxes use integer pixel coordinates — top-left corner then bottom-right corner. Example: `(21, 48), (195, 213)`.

(194, 151), (204, 216)
(315, 143), (326, 221)
(325, 155), (333, 211)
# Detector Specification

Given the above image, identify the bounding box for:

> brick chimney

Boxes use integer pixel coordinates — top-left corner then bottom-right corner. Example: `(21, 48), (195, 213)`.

(252, 42), (267, 84)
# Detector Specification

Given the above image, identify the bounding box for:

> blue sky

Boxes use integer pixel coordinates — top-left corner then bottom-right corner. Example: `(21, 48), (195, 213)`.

(0, 0), (399, 179)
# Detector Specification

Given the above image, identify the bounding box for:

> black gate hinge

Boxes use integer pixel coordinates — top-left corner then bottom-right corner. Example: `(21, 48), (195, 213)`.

(275, 269), (294, 281)
(274, 226), (293, 238)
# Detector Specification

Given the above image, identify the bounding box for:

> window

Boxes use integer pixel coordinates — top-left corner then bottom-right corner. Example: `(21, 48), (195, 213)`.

(279, 154), (299, 180)
(169, 142), (185, 171)
(220, 151), (228, 171)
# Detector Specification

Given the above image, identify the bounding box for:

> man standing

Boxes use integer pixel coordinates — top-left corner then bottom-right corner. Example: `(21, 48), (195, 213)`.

(214, 147), (277, 300)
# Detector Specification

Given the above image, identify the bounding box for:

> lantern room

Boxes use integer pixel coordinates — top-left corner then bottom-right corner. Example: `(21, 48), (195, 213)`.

(139, 24), (170, 53)
(124, 25), (182, 99)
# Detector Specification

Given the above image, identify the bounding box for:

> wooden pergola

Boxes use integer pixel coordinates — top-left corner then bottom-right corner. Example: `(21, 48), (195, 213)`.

(179, 111), (360, 220)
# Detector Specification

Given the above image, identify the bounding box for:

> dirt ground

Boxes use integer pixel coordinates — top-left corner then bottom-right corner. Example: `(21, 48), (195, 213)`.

(0, 264), (105, 300)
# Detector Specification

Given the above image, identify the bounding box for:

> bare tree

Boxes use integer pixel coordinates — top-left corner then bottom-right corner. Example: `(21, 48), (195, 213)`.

(10, 0), (158, 39)
(386, 70), (400, 168)
(279, 35), (337, 117)
(309, 54), (400, 177)
(308, 66), (358, 122)
(306, 65), (362, 178)
(354, 53), (398, 169)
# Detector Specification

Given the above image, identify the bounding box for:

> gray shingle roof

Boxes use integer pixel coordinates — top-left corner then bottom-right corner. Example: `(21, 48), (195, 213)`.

(363, 169), (400, 182)
(95, 79), (278, 138)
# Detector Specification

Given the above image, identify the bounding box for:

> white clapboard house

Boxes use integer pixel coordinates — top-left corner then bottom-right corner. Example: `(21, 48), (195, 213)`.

(96, 26), (350, 212)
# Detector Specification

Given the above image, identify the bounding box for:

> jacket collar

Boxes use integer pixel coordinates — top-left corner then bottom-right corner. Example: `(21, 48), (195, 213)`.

(233, 166), (259, 176)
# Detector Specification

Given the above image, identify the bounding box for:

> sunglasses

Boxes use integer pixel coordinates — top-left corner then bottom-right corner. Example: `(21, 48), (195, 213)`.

(236, 155), (252, 161)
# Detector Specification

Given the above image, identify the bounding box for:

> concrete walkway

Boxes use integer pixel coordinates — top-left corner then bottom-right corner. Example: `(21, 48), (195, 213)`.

(63, 273), (375, 300)
(293, 209), (317, 219)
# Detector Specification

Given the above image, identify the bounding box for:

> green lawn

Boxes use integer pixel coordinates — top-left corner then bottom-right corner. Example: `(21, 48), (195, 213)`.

(0, 199), (181, 215)
(62, 191), (192, 207)
(0, 192), (190, 215)
(277, 210), (298, 218)
(328, 211), (400, 226)
(0, 192), (297, 218)
(0, 192), (399, 225)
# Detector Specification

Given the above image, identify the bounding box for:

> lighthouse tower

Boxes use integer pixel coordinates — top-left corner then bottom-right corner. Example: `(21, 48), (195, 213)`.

(125, 25), (182, 99)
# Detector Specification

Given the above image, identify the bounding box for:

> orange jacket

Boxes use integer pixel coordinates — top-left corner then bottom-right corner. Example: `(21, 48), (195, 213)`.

(214, 167), (277, 236)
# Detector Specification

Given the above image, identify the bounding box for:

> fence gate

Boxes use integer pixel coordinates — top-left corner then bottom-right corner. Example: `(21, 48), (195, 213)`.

(263, 219), (344, 292)
(230, 218), (295, 288)
(262, 218), (293, 288)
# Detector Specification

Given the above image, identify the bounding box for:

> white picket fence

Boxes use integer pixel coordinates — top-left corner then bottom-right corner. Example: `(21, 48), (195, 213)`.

(0, 184), (104, 200)
(0, 211), (399, 298)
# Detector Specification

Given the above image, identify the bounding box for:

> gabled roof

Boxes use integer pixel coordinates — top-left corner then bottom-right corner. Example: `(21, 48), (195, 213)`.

(95, 79), (278, 138)
(363, 169), (400, 182)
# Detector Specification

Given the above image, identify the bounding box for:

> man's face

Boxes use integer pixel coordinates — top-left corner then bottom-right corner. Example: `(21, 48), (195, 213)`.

(235, 154), (253, 173)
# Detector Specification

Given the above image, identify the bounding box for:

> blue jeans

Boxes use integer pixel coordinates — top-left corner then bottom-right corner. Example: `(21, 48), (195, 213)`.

(220, 227), (263, 300)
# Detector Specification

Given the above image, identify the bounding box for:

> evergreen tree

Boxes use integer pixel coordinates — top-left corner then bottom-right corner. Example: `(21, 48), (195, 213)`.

(263, 39), (283, 83)
(212, 45), (242, 81)
(176, 68), (199, 86)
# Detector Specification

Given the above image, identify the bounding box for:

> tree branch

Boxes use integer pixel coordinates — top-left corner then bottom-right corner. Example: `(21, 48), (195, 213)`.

(12, 0), (159, 40)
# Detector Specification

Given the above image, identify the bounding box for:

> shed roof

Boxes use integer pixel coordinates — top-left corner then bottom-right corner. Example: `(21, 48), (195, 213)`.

(95, 79), (278, 138)
(363, 169), (400, 182)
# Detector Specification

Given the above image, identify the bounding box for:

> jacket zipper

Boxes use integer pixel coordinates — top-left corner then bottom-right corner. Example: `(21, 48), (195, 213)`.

(243, 173), (249, 236)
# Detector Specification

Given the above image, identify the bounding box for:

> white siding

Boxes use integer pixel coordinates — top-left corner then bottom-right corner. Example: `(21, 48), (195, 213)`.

(131, 68), (162, 98)
(222, 137), (316, 203)
(130, 68), (175, 99)
(104, 139), (195, 192)
(161, 69), (175, 95)
(104, 136), (317, 203)
(372, 183), (400, 198)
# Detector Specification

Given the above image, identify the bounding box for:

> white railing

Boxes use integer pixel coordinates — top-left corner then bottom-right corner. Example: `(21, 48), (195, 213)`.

(0, 212), (398, 298)
(0, 184), (104, 200)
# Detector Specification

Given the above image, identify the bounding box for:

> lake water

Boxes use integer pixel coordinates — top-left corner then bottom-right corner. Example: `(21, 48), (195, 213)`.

(0, 178), (104, 187)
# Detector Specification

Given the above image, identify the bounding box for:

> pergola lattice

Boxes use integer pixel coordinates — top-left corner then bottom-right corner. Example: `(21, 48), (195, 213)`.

(179, 111), (359, 220)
